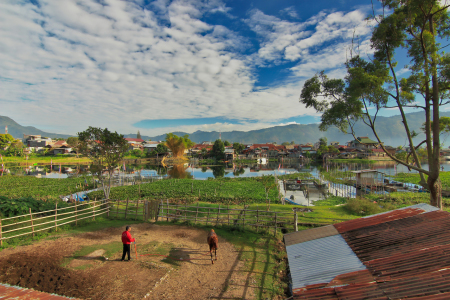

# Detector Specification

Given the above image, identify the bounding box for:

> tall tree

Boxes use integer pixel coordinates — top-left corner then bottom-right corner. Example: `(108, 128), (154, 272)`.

(78, 127), (128, 199)
(137, 131), (141, 139)
(212, 139), (225, 160)
(300, 0), (450, 208)
(233, 142), (245, 153)
(66, 136), (79, 158)
(164, 133), (194, 158)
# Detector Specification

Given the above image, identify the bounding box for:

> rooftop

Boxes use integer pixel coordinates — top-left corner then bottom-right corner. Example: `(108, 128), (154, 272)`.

(285, 203), (450, 299)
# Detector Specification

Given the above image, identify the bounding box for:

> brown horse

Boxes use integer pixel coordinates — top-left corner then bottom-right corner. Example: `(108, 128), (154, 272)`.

(207, 229), (218, 264)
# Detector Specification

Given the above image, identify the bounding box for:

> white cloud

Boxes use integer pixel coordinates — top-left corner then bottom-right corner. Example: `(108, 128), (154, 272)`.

(0, 0), (376, 137)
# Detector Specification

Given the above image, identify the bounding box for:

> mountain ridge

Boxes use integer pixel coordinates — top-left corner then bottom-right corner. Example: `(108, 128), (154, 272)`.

(2, 112), (450, 147)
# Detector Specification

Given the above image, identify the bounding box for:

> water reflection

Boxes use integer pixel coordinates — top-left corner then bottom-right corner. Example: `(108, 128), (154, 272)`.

(4, 160), (450, 180)
(168, 164), (193, 179)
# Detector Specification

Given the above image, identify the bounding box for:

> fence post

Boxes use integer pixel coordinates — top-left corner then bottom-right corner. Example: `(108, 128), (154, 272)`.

(55, 203), (58, 231)
(166, 199), (169, 221)
(206, 208), (210, 225)
(135, 200), (139, 221)
(216, 204), (221, 226)
(144, 200), (148, 221)
(195, 202), (199, 223)
(274, 212), (278, 236)
(125, 198), (129, 219)
(0, 217), (2, 247)
(75, 201), (78, 226)
(227, 205), (230, 226)
(107, 199), (110, 218)
(29, 208), (34, 238)
(294, 211), (298, 232)
(116, 199), (119, 219)
(242, 207), (246, 229)
(256, 209), (259, 233)
(93, 200), (96, 221)
(184, 202), (187, 221)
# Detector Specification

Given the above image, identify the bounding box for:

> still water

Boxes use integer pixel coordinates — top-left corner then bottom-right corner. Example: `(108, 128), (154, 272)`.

(2, 160), (449, 180)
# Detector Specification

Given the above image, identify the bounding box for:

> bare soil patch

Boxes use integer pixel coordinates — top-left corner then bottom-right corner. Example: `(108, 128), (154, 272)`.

(0, 224), (258, 299)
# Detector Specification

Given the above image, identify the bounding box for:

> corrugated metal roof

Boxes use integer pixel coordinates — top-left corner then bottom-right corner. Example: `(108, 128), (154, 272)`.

(287, 235), (366, 290)
(333, 206), (433, 233)
(284, 225), (338, 246)
(290, 204), (450, 299)
(0, 283), (79, 299)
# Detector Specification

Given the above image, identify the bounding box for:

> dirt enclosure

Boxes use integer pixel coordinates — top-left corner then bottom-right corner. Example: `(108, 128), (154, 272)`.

(0, 224), (260, 299)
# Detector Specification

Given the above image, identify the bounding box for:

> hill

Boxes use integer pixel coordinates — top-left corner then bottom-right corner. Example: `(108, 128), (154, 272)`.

(0, 116), (71, 139)
(3, 111), (450, 147)
(133, 111), (450, 147)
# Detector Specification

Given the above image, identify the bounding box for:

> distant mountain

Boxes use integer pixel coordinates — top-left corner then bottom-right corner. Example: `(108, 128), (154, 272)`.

(128, 111), (450, 147)
(0, 116), (71, 139)
(4, 111), (450, 147)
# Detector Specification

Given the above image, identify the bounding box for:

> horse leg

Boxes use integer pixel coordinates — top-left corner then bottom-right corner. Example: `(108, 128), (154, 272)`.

(210, 246), (214, 264)
(215, 248), (217, 261)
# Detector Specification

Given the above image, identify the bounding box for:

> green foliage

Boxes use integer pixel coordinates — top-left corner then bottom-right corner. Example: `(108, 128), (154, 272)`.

(0, 176), (95, 199)
(232, 142), (245, 153)
(223, 140), (230, 146)
(66, 137), (79, 147)
(345, 198), (384, 216)
(212, 139), (225, 160)
(6, 141), (24, 157)
(0, 134), (15, 149)
(278, 172), (314, 180)
(0, 196), (69, 218)
(78, 126), (129, 198)
(88, 177), (280, 205)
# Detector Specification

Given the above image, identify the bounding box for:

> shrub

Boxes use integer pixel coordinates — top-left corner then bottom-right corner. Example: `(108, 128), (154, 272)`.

(345, 198), (383, 216)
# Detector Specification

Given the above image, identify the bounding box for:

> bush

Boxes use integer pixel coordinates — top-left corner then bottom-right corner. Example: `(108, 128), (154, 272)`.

(0, 196), (69, 218)
(345, 198), (383, 216)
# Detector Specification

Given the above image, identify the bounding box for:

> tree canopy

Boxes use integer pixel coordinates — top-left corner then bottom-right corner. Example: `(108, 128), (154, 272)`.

(300, 0), (450, 208)
(0, 134), (15, 149)
(212, 139), (225, 160)
(77, 127), (129, 199)
(164, 133), (194, 158)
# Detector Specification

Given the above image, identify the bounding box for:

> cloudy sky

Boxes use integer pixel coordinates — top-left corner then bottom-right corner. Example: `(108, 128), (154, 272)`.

(1, 0), (399, 136)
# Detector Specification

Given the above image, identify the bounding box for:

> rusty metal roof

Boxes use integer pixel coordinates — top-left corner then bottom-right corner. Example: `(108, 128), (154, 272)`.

(289, 204), (450, 299)
(333, 203), (438, 233)
(284, 225), (338, 246)
(0, 283), (79, 299)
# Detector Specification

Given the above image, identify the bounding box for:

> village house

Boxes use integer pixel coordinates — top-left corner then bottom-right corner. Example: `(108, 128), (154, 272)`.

(143, 141), (161, 153)
(348, 136), (381, 150)
(45, 140), (72, 155)
(23, 134), (52, 151)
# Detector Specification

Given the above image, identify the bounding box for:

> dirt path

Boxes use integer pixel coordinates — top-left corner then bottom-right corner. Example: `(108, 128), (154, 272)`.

(0, 224), (258, 299)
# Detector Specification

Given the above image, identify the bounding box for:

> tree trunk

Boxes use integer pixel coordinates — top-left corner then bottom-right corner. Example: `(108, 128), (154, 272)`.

(428, 175), (442, 209)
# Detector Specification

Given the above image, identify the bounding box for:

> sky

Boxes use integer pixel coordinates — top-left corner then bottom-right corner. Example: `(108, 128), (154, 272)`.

(0, 0), (429, 137)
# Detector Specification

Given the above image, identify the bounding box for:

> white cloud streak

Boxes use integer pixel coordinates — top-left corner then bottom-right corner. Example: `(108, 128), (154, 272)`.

(0, 0), (374, 136)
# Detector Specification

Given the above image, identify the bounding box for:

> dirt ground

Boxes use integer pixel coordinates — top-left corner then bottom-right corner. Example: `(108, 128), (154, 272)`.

(0, 224), (260, 300)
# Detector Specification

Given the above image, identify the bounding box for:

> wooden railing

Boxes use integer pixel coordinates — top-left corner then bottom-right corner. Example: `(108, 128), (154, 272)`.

(0, 200), (109, 246)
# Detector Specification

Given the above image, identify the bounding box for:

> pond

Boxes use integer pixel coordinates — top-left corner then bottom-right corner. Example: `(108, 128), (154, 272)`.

(2, 160), (450, 180)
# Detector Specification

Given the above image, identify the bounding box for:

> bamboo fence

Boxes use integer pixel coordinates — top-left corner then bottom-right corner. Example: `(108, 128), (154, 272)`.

(0, 199), (109, 246)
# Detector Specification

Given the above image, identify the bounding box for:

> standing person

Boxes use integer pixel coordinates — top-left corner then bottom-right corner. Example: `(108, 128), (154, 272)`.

(121, 225), (135, 261)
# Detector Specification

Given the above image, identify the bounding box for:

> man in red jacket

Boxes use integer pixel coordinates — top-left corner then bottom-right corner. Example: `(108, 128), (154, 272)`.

(121, 225), (135, 261)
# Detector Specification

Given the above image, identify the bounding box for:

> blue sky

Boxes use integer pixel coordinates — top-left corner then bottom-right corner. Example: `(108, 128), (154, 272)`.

(0, 0), (430, 136)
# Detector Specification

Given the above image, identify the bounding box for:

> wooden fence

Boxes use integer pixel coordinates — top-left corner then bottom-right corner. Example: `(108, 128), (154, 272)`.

(109, 199), (160, 221)
(157, 202), (331, 235)
(0, 200), (109, 246)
